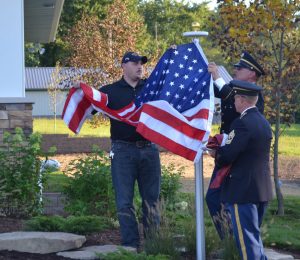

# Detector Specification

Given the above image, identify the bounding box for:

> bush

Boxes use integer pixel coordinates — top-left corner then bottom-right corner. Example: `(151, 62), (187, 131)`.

(24, 215), (112, 234)
(99, 248), (169, 260)
(160, 164), (183, 207)
(63, 147), (115, 217)
(0, 128), (51, 217)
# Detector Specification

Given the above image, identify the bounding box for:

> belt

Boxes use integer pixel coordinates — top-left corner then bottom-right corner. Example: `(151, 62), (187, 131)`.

(113, 140), (152, 148)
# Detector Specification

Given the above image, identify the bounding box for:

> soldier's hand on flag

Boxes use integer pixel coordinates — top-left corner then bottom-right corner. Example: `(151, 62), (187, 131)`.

(208, 62), (221, 80)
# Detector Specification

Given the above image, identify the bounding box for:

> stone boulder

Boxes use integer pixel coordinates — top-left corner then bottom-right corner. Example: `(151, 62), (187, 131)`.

(0, 232), (86, 254)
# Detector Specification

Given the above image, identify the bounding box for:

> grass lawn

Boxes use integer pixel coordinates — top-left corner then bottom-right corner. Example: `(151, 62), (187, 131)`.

(263, 196), (300, 251)
(33, 118), (110, 138)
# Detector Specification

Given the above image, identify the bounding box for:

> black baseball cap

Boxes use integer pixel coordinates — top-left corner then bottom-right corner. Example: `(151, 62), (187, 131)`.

(121, 51), (148, 64)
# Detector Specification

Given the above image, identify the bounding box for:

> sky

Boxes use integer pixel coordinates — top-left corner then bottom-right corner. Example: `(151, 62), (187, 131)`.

(192, 0), (218, 10)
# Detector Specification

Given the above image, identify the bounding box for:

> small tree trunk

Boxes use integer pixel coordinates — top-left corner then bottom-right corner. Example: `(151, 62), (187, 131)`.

(273, 91), (284, 215)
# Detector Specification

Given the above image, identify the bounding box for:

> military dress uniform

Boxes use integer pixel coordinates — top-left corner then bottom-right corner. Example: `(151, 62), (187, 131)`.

(215, 51), (266, 135)
(206, 51), (267, 240)
(215, 81), (273, 260)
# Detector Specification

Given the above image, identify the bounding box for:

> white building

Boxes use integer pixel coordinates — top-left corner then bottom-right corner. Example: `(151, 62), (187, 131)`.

(0, 0), (65, 141)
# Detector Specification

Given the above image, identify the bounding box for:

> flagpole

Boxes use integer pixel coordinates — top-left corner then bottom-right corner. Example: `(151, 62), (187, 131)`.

(194, 153), (205, 260)
(183, 23), (208, 260)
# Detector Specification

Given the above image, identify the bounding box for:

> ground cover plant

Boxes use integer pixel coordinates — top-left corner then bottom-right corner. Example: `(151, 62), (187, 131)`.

(24, 215), (113, 235)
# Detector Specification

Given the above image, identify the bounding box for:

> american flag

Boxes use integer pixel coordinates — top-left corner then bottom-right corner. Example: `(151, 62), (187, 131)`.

(62, 41), (214, 161)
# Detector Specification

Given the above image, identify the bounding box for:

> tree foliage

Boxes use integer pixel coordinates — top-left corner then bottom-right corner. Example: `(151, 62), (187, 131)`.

(66, 0), (149, 87)
(138, 0), (216, 56)
(209, 0), (300, 215)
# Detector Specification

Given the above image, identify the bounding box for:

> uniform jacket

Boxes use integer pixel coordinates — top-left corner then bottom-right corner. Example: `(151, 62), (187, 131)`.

(215, 107), (273, 204)
(214, 83), (264, 134)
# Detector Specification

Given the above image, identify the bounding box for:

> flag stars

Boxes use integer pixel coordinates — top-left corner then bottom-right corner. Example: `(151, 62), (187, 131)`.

(169, 81), (175, 86)
(174, 50), (179, 55)
(202, 93), (205, 98)
(184, 55), (188, 60)
(155, 71), (158, 76)
(166, 69), (170, 74)
(150, 91), (155, 95)
(188, 66), (193, 71)
(192, 59), (197, 64)
(202, 81), (207, 86)
(194, 78), (198, 83)
(179, 64), (184, 69)
(190, 99), (195, 104)
(164, 59), (169, 64)
(152, 81), (156, 85)
(177, 105), (182, 110)
(179, 84), (184, 89)
(184, 75), (189, 80)
(169, 59), (174, 64)
(187, 48), (192, 52)
(174, 72), (179, 78)
(197, 91), (201, 95)
(189, 87), (193, 91)
(183, 96), (187, 100)
(175, 94), (179, 99)
(198, 69), (203, 73)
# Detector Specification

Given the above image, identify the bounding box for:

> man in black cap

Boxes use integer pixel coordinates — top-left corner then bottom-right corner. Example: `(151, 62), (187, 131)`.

(99, 51), (161, 249)
(213, 80), (273, 259)
(206, 51), (266, 239)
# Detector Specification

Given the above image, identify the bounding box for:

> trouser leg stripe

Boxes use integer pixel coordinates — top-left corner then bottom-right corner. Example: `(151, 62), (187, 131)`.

(234, 204), (247, 260)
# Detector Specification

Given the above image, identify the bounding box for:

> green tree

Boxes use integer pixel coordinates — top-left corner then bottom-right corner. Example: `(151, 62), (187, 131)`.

(209, 0), (300, 215)
(66, 0), (149, 87)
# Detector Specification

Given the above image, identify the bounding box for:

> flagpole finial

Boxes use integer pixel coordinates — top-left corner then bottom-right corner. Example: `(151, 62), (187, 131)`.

(192, 22), (201, 31)
(182, 24), (208, 38)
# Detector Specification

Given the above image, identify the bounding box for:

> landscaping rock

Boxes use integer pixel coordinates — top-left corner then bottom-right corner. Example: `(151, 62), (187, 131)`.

(57, 245), (136, 259)
(0, 232), (86, 254)
(265, 249), (294, 260)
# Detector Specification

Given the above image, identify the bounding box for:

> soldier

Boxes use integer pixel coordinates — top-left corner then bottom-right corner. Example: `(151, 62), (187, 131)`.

(206, 51), (266, 239)
(214, 80), (273, 259)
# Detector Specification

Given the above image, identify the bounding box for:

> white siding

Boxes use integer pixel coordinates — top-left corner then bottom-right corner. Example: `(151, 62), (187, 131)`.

(26, 90), (67, 117)
(0, 0), (24, 98)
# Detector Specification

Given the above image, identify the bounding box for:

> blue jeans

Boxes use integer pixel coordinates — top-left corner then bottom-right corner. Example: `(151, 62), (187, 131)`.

(110, 141), (161, 248)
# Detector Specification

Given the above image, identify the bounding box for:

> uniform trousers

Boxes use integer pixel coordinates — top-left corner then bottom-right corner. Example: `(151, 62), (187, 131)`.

(225, 202), (268, 260)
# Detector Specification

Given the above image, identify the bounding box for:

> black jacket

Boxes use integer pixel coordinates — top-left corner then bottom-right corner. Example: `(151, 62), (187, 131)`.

(216, 107), (273, 204)
(214, 83), (264, 134)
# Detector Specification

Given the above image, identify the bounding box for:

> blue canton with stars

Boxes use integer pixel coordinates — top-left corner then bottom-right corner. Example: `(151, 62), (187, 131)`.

(135, 42), (210, 113)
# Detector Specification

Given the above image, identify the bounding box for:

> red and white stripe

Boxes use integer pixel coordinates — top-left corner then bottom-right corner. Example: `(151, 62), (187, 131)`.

(62, 80), (214, 162)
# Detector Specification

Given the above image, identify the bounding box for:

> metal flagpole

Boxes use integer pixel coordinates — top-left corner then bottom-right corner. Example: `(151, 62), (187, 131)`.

(183, 23), (208, 260)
